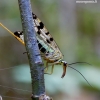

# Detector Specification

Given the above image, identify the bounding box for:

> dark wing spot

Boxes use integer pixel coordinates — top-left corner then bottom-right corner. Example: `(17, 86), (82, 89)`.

(38, 22), (44, 29)
(37, 30), (41, 35)
(46, 39), (51, 44)
(37, 40), (46, 53)
(37, 40), (42, 48)
(50, 37), (53, 41)
(41, 48), (46, 53)
(21, 31), (23, 34)
(19, 31), (23, 35)
(45, 32), (49, 35)
(14, 31), (22, 38)
(37, 26), (40, 30)
(32, 13), (37, 19)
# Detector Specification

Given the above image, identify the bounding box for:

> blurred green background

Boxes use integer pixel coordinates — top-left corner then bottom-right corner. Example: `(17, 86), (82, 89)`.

(0, 0), (100, 100)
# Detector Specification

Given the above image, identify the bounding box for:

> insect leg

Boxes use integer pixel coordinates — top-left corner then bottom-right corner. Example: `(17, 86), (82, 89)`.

(44, 64), (54, 75)
(50, 64), (54, 75)
(44, 61), (49, 72)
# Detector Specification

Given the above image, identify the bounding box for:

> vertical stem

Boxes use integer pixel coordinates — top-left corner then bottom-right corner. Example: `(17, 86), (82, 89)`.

(18, 0), (45, 99)
(0, 95), (2, 100)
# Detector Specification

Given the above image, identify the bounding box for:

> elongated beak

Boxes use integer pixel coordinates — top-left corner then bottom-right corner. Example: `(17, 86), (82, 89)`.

(61, 63), (68, 78)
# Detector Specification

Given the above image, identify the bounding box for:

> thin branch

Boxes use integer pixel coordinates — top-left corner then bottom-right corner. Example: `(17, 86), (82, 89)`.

(0, 95), (2, 100)
(18, 0), (45, 99)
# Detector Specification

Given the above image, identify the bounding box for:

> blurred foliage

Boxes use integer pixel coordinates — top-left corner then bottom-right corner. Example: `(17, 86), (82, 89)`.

(0, 0), (100, 100)
(76, 7), (100, 66)
(78, 9), (96, 36)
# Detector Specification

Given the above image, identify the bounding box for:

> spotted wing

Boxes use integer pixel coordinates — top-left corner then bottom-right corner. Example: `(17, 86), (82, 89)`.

(14, 31), (54, 55)
(32, 13), (63, 60)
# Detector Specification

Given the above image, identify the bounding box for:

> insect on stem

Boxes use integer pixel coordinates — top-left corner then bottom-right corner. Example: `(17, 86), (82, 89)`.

(0, 13), (93, 80)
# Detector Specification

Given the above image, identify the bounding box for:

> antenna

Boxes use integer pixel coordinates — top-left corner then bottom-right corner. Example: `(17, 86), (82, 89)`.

(0, 23), (24, 44)
(69, 62), (92, 66)
(68, 65), (93, 88)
